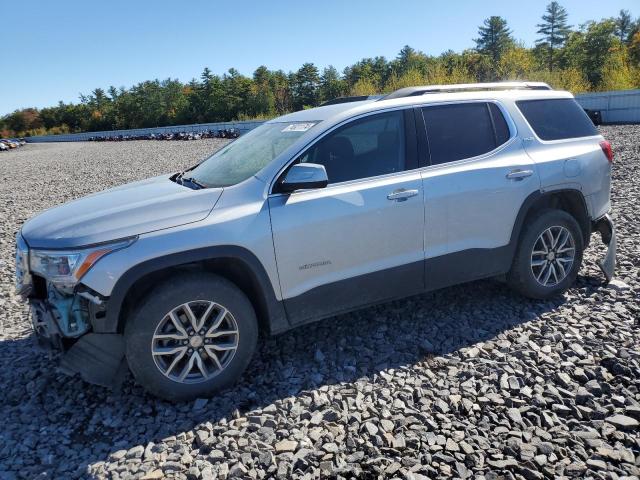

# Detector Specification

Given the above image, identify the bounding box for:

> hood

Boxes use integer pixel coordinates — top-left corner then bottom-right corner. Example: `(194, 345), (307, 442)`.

(22, 175), (223, 249)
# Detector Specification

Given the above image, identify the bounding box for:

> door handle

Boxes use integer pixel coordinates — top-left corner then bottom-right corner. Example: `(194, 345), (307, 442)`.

(387, 189), (419, 201)
(506, 169), (533, 180)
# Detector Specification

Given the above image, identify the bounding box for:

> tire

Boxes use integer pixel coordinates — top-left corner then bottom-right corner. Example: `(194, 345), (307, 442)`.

(508, 208), (584, 299)
(124, 272), (258, 401)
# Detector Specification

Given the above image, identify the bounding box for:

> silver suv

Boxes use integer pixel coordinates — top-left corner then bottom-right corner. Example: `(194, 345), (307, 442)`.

(15, 82), (616, 400)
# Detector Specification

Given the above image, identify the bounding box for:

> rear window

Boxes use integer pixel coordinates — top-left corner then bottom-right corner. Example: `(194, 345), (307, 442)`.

(516, 98), (598, 141)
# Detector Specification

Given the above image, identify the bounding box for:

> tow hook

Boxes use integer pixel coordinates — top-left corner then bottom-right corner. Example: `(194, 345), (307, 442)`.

(594, 214), (616, 283)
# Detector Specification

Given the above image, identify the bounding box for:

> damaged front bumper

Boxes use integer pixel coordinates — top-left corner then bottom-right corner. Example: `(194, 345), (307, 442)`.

(593, 213), (616, 283)
(26, 288), (125, 388)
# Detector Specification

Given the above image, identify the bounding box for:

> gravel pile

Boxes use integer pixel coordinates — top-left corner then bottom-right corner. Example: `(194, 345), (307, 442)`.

(0, 129), (638, 480)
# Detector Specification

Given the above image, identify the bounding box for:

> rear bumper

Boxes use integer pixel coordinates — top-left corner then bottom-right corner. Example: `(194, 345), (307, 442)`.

(593, 214), (616, 283)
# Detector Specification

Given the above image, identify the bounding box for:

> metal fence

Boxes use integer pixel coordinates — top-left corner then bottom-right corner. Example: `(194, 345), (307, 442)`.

(575, 89), (640, 124)
(21, 89), (640, 143)
(24, 120), (266, 142)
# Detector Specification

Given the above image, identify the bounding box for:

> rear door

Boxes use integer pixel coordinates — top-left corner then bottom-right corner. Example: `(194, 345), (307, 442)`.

(268, 109), (425, 324)
(418, 101), (540, 289)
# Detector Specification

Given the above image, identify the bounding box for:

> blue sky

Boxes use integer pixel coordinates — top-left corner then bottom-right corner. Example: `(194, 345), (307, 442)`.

(1, 0), (638, 115)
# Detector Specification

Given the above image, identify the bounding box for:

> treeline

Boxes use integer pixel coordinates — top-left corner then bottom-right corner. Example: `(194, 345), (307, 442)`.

(2, 3), (640, 138)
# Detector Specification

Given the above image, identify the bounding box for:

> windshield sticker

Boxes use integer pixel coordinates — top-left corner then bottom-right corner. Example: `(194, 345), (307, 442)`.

(281, 123), (315, 132)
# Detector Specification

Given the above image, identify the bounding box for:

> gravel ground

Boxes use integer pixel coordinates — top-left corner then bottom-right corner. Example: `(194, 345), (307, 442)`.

(0, 129), (638, 480)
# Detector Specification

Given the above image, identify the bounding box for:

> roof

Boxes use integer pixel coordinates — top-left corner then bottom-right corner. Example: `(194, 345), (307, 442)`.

(267, 99), (377, 123)
(275, 85), (574, 124)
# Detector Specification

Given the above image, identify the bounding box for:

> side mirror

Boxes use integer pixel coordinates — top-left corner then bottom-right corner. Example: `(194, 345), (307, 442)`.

(279, 163), (328, 192)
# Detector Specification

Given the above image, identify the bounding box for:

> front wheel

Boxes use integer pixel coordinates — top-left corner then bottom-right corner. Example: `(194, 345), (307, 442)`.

(508, 209), (584, 299)
(124, 272), (258, 401)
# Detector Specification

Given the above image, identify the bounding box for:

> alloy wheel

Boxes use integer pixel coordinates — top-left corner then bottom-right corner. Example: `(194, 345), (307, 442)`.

(530, 225), (575, 287)
(151, 301), (239, 384)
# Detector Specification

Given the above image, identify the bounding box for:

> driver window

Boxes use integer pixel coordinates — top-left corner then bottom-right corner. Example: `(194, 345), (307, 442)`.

(300, 111), (406, 184)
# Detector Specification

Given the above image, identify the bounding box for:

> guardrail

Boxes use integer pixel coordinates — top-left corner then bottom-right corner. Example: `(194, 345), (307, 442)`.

(575, 89), (640, 124)
(25, 120), (266, 142)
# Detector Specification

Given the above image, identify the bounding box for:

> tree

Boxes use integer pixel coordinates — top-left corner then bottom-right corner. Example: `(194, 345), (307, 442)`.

(497, 46), (535, 79)
(5, 9), (640, 138)
(291, 63), (320, 110)
(536, 2), (572, 71)
(630, 30), (640, 65)
(562, 20), (618, 88)
(319, 66), (345, 102)
(475, 16), (514, 64)
(271, 70), (292, 114)
(246, 66), (276, 118)
(615, 9), (633, 43)
(350, 78), (377, 96)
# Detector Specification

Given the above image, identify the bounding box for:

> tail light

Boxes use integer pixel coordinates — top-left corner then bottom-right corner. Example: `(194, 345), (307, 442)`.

(599, 140), (613, 163)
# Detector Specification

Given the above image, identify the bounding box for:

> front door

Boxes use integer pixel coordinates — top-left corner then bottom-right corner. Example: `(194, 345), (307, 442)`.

(268, 109), (425, 324)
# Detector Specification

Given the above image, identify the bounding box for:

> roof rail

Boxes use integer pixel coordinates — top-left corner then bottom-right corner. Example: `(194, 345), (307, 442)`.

(381, 82), (552, 100)
(320, 95), (383, 106)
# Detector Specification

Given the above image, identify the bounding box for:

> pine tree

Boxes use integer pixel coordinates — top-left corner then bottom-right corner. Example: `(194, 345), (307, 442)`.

(615, 10), (633, 43)
(292, 63), (320, 110)
(319, 66), (345, 103)
(475, 17), (514, 63)
(536, 2), (572, 71)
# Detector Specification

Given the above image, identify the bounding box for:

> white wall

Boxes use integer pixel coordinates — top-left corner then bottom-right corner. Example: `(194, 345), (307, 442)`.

(576, 89), (640, 124)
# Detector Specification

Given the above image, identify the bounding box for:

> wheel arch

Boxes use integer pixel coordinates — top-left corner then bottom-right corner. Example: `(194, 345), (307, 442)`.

(509, 188), (591, 255)
(95, 246), (289, 336)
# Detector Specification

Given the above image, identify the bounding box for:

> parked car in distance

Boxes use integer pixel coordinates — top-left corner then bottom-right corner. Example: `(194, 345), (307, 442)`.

(16, 81), (616, 400)
(1, 139), (18, 149)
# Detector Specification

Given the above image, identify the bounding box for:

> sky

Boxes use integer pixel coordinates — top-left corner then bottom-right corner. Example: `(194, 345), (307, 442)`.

(1, 0), (638, 115)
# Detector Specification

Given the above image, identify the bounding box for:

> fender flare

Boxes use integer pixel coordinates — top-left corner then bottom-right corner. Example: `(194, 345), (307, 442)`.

(95, 246), (288, 335)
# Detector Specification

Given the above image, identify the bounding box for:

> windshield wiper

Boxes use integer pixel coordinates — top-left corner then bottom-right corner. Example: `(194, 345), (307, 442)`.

(182, 177), (207, 189)
(173, 170), (206, 190)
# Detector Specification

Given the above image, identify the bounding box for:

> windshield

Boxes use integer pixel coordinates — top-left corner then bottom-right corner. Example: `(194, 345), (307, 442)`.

(188, 121), (317, 187)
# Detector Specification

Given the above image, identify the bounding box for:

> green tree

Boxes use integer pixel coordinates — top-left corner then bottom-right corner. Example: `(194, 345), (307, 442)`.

(572, 20), (618, 88)
(630, 30), (640, 65)
(614, 9), (633, 43)
(536, 2), (572, 71)
(475, 16), (514, 63)
(246, 66), (276, 118)
(271, 70), (292, 114)
(291, 63), (320, 110)
(319, 66), (345, 102)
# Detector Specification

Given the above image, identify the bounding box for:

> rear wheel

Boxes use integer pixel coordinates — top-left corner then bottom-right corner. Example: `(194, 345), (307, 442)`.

(125, 272), (258, 401)
(508, 209), (584, 299)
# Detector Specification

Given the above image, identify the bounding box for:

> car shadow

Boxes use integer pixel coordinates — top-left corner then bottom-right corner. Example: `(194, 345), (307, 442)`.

(0, 274), (604, 479)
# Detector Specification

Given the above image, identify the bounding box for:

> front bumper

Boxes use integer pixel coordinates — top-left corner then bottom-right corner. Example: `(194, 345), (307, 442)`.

(30, 300), (66, 351)
(29, 296), (125, 388)
(594, 214), (616, 283)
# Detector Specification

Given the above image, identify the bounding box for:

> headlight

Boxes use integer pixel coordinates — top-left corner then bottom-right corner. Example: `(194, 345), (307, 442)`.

(29, 238), (135, 287)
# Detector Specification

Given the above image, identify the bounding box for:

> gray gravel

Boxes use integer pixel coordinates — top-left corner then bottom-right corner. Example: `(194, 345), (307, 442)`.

(0, 129), (639, 480)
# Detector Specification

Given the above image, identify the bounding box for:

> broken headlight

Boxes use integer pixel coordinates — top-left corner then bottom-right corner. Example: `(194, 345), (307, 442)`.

(30, 238), (135, 288)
